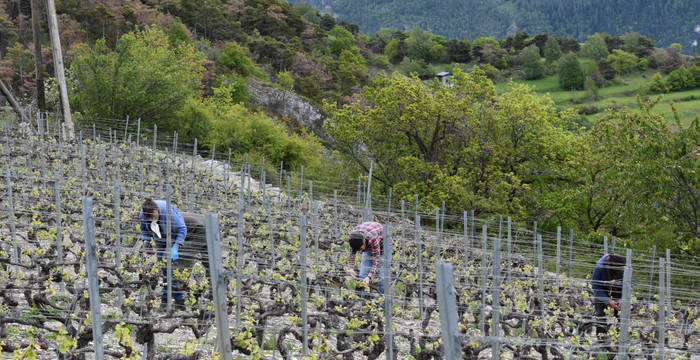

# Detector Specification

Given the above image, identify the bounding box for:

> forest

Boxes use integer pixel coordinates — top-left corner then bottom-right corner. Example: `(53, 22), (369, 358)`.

(0, 0), (698, 255)
(291, 0), (700, 53)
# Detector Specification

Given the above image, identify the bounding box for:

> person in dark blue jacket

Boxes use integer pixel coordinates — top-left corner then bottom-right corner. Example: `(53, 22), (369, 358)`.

(140, 198), (207, 308)
(591, 253), (627, 334)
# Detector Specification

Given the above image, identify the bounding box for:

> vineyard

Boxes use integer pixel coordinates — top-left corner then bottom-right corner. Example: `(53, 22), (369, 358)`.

(0, 108), (699, 360)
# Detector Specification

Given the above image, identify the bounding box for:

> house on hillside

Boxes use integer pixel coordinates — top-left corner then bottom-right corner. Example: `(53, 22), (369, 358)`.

(435, 71), (452, 86)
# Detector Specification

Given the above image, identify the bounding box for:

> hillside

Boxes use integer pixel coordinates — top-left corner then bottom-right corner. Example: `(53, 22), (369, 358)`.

(0, 0), (698, 255)
(292, 0), (700, 52)
(0, 111), (698, 358)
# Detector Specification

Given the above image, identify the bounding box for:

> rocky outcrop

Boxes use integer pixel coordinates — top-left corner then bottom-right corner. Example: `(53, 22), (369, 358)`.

(246, 78), (324, 131)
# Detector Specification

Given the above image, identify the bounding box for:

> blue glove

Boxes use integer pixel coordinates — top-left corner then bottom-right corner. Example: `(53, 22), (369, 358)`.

(171, 245), (179, 261)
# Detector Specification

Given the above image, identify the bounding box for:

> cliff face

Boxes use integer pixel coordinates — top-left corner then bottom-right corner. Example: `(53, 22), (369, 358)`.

(246, 78), (324, 132)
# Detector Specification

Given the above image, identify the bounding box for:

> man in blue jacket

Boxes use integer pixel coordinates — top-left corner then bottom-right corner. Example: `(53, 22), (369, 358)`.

(140, 198), (207, 308)
(591, 253), (627, 334)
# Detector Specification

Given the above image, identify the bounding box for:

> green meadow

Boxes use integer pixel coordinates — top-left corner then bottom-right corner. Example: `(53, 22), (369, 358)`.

(495, 72), (700, 126)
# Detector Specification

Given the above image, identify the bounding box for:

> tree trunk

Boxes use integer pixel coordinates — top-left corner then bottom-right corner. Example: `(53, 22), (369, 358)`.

(30, 0), (45, 111)
(0, 79), (25, 121)
(46, 0), (74, 139)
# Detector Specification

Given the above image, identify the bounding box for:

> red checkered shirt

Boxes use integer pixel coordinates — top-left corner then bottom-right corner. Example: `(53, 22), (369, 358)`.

(347, 222), (385, 279)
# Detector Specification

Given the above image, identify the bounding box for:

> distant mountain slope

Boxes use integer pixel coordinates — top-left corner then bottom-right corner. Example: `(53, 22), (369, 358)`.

(292, 0), (700, 52)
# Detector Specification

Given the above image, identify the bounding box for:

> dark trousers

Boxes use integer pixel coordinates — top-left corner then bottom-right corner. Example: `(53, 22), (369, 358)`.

(156, 213), (208, 301)
(593, 299), (619, 336)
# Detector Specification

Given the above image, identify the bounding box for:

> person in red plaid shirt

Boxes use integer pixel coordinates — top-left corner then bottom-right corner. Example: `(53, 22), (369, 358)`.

(347, 221), (387, 294)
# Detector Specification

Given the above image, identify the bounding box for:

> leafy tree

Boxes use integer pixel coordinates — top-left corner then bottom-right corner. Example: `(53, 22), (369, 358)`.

(690, 65), (700, 87)
(70, 26), (204, 141)
(217, 42), (261, 78)
(328, 25), (356, 56)
(664, 66), (695, 91)
(557, 36), (580, 54)
(324, 68), (578, 215)
(520, 44), (545, 79)
(606, 49), (638, 75)
(581, 34), (609, 61)
(320, 13), (335, 31)
(294, 2), (321, 24)
(446, 39), (471, 63)
(662, 45), (683, 74)
(647, 73), (668, 93)
(558, 53), (584, 90)
(575, 100), (700, 252)
(167, 20), (190, 47)
(384, 38), (407, 64)
(597, 59), (616, 80)
(405, 27), (434, 62)
(543, 35), (562, 64)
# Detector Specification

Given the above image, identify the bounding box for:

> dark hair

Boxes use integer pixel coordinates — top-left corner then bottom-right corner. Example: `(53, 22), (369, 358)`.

(142, 198), (158, 220)
(607, 254), (626, 280)
(349, 231), (364, 252)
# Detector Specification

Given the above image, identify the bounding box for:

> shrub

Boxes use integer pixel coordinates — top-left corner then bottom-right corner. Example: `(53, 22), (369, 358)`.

(559, 53), (584, 90)
(664, 66), (694, 91)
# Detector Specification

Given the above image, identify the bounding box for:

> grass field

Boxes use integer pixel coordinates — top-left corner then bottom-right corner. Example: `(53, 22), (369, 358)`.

(495, 72), (700, 126)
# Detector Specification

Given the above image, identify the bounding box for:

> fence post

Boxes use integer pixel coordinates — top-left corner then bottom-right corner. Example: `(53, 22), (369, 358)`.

(416, 214), (423, 322)
(612, 236), (617, 254)
(463, 211), (469, 266)
(205, 212), (233, 360)
(604, 236), (608, 255)
(54, 171), (63, 264)
(532, 221), (537, 264)
(435, 261), (463, 360)
(436, 207), (441, 258)
(568, 229), (573, 278)
(267, 196), (275, 270)
(665, 249), (671, 313)
(506, 217), (512, 285)
(165, 184), (173, 311)
(300, 215), (309, 356)
(82, 197), (104, 360)
(333, 190), (339, 242)
(491, 234), (502, 359)
(124, 115), (129, 141)
(153, 124), (157, 150)
(647, 245), (656, 303)
(236, 185), (245, 328)
(556, 226), (561, 293)
(617, 249), (632, 360)
(356, 176), (361, 208)
(313, 200), (319, 270)
(480, 225), (487, 335)
(136, 118), (141, 147)
(299, 165), (304, 199)
(114, 177), (124, 309)
(537, 234), (544, 323)
(383, 223), (393, 360)
(6, 170), (18, 271)
(658, 257), (666, 360)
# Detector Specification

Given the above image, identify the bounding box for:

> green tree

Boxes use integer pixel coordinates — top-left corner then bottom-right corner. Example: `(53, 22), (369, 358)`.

(521, 44), (545, 79)
(167, 20), (190, 47)
(446, 39), (471, 63)
(405, 27), (434, 62)
(217, 42), (260, 77)
(543, 35), (562, 64)
(70, 26), (204, 141)
(574, 100), (700, 252)
(581, 34), (609, 61)
(324, 68), (578, 215)
(328, 25), (356, 56)
(606, 49), (639, 75)
(558, 53), (584, 90)
(664, 66), (694, 91)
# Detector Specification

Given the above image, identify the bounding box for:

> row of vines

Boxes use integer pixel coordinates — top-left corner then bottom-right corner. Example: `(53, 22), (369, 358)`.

(0, 112), (699, 359)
